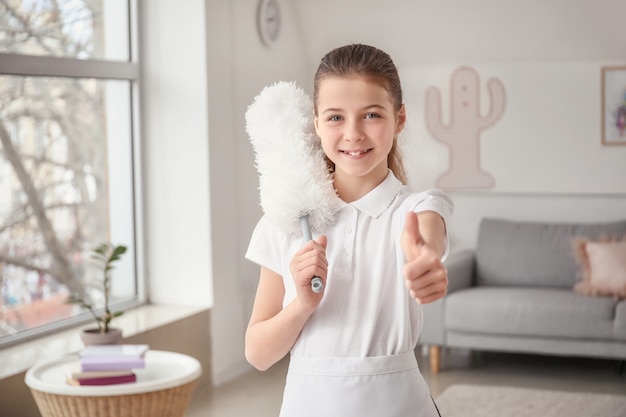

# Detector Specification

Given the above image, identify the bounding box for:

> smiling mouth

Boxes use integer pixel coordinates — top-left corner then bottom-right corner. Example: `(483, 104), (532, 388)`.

(341, 149), (372, 157)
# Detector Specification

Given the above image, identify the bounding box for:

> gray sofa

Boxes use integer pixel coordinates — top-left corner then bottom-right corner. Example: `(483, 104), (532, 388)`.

(420, 217), (626, 373)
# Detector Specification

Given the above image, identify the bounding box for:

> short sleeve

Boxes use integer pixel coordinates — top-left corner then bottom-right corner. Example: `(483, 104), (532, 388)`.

(245, 215), (286, 276)
(246, 216), (301, 307)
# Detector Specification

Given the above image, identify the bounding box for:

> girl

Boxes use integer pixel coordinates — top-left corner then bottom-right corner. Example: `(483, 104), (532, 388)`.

(245, 44), (453, 417)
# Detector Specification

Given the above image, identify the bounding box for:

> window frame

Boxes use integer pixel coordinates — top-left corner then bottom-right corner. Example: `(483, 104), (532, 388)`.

(0, 0), (146, 347)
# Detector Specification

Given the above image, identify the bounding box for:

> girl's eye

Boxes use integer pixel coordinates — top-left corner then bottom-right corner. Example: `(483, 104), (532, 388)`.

(328, 115), (342, 122)
(364, 113), (380, 119)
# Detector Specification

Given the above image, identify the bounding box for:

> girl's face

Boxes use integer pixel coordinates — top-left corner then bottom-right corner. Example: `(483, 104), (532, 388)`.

(314, 76), (405, 197)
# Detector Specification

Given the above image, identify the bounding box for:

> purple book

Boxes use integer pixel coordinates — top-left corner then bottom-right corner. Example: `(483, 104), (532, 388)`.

(67, 373), (137, 386)
(80, 356), (146, 371)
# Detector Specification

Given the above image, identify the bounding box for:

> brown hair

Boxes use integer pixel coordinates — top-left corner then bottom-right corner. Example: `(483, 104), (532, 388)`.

(313, 44), (408, 184)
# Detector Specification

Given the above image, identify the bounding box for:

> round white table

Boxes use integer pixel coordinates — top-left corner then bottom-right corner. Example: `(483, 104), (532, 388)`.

(25, 350), (202, 417)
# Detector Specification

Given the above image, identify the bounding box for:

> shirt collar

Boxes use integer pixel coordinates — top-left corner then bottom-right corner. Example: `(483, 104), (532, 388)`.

(349, 170), (404, 218)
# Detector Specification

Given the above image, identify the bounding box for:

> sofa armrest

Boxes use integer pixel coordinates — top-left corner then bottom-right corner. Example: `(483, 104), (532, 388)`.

(419, 250), (476, 347)
(445, 249), (476, 293)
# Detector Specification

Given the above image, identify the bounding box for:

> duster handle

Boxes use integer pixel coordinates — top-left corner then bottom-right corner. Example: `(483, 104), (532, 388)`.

(300, 215), (324, 293)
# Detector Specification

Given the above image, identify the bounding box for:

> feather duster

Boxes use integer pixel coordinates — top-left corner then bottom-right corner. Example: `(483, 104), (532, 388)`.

(246, 81), (340, 292)
(245, 81), (339, 236)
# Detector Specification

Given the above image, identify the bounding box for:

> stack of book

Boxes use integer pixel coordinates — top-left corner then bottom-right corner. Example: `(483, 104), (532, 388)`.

(66, 344), (149, 386)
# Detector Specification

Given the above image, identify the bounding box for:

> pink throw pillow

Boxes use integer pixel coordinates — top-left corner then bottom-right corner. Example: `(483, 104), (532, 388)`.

(573, 236), (626, 299)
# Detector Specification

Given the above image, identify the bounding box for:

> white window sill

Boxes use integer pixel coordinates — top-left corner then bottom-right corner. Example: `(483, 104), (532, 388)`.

(0, 304), (207, 380)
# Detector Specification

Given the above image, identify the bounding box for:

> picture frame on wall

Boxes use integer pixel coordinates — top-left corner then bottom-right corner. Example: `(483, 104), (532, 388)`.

(601, 66), (626, 146)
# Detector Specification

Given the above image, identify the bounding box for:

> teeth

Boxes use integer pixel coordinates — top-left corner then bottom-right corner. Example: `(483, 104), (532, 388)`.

(346, 150), (366, 156)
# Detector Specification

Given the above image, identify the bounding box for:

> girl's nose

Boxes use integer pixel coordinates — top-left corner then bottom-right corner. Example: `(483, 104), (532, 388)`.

(343, 120), (363, 141)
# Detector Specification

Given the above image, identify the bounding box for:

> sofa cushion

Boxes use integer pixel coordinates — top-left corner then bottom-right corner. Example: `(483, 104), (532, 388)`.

(445, 287), (617, 340)
(475, 218), (626, 288)
(573, 237), (626, 299)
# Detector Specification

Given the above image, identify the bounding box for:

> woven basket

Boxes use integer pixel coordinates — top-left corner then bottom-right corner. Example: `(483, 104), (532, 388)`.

(30, 380), (197, 417)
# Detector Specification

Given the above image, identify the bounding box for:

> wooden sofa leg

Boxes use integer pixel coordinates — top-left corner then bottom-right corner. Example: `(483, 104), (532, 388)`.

(429, 345), (441, 374)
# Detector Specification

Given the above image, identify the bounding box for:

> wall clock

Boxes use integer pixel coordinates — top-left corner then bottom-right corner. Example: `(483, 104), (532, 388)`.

(257, 0), (281, 46)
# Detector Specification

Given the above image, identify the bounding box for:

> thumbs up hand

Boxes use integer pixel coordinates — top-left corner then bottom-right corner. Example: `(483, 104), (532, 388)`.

(401, 211), (448, 304)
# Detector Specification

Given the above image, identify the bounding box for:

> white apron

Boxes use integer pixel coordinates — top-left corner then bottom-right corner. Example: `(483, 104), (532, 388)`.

(279, 351), (440, 417)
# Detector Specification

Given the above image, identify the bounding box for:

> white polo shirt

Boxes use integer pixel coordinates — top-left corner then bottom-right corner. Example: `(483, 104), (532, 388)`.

(246, 170), (453, 359)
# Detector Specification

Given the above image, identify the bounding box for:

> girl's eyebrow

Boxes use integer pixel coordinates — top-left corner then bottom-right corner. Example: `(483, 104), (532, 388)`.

(363, 104), (387, 112)
(320, 104), (387, 115)
(319, 107), (342, 115)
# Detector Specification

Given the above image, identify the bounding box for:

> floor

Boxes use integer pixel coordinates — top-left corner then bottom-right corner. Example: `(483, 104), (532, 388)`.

(185, 348), (626, 417)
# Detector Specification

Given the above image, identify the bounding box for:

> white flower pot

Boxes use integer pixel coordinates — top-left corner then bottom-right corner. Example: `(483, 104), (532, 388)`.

(80, 327), (123, 346)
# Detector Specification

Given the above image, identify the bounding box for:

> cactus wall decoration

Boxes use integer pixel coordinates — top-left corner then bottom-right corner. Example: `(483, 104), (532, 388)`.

(425, 66), (506, 189)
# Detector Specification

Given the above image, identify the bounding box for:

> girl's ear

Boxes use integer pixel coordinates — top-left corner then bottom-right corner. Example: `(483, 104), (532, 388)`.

(314, 115), (320, 135)
(395, 104), (407, 135)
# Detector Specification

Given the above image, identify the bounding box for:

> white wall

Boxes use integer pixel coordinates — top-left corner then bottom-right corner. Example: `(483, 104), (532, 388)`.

(294, 0), (626, 67)
(401, 62), (626, 195)
(142, 1), (212, 307)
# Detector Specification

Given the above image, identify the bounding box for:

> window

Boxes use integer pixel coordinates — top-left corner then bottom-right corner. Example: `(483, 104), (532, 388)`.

(0, 0), (142, 345)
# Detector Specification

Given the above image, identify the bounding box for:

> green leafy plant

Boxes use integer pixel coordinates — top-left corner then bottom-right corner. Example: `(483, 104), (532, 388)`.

(67, 243), (128, 333)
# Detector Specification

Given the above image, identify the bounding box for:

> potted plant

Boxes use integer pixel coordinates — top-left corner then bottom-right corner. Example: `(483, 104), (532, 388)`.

(67, 242), (128, 345)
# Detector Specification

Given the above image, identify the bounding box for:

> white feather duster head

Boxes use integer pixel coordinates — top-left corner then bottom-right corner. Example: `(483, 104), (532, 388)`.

(246, 81), (339, 236)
